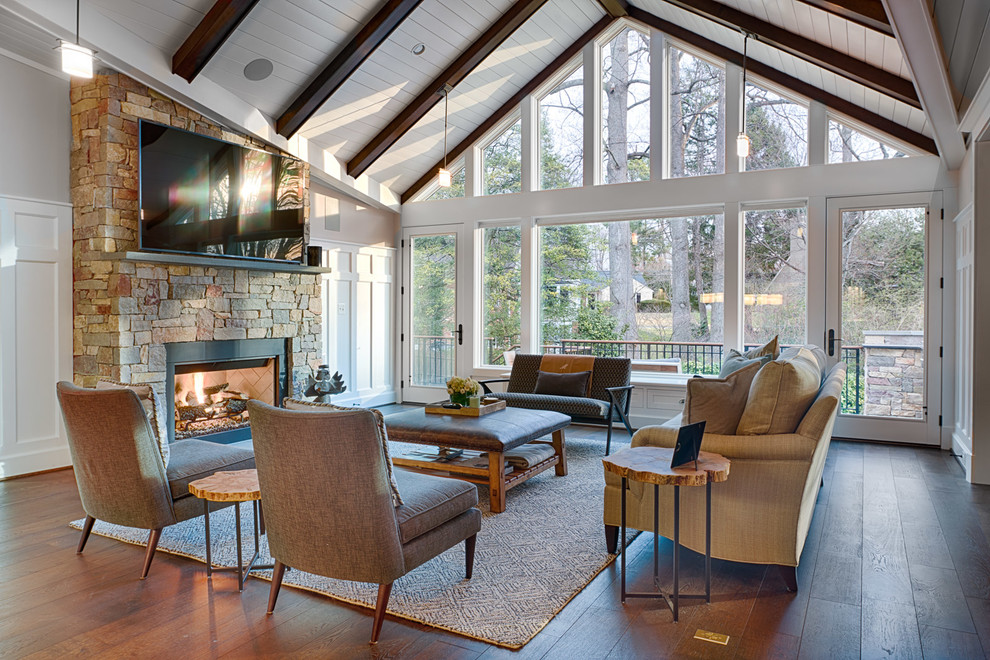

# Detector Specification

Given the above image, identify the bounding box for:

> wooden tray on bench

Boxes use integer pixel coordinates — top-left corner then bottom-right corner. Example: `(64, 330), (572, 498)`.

(424, 399), (506, 417)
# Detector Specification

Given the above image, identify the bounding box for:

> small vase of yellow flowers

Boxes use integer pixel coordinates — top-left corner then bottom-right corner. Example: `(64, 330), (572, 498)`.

(446, 376), (480, 407)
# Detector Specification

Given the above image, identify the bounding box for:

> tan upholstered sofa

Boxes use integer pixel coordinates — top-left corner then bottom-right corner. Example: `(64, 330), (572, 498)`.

(603, 345), (846, 590)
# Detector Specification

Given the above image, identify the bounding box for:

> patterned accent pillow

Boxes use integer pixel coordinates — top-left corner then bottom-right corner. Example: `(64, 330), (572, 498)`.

(96, 379), (170, 467)
(283, 398), (403, 506)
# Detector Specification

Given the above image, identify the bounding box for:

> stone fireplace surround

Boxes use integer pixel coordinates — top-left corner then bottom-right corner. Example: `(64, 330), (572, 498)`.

(70, 70), (322, 407)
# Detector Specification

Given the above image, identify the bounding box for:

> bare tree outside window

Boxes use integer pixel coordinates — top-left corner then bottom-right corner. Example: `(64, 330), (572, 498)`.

(540, 66), (584, 190)
(828, 120), (907, 163)
(482, 120), (522, 195)
(744, 207), (807, 345)
(744, 82), (807, 170)
(427, 162), (466, 200)
(669, 46), (725, 178)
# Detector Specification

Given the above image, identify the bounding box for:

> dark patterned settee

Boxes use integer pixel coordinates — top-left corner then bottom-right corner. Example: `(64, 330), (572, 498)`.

(479, 354), (634, 455)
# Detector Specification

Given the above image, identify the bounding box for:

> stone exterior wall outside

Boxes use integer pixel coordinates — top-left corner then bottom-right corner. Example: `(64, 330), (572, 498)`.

(70, 70), (320, 398)
(863, 330), (924, 418)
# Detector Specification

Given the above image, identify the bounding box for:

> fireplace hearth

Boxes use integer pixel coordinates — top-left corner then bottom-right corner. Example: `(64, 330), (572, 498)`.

(166, 338), (289, 444)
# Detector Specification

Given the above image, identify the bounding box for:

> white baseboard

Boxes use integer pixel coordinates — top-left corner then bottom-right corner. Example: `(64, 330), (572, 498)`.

(951, 428), (973, 482)
(0, 445), (71, 479)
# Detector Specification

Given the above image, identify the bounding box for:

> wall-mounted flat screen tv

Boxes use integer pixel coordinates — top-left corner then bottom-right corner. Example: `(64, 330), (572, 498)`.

(139, 121), (304, 263)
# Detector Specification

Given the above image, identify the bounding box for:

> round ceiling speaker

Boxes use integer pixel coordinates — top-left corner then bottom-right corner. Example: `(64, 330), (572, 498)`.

(243, 58), (274, 81)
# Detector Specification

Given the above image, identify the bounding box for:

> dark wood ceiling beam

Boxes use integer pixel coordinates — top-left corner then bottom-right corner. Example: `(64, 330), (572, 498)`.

(660, 0), (918, 108)
(276, 0), (425, 139)
(347, 0), (550, 179)
(172, 0), (260, 83)
(793, 0), (893, 36)
(629, 6), (935, 154)
(401, 15), (615, 203)
(596, 0), (629, 19)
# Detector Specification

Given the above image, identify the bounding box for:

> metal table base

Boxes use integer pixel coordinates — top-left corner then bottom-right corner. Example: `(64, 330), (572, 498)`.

(203, 499), (273, 591)
(619, 479), (712, 621)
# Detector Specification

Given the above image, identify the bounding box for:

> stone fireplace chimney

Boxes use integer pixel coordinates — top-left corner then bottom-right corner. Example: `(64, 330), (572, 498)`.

(69, 70), (322, 404)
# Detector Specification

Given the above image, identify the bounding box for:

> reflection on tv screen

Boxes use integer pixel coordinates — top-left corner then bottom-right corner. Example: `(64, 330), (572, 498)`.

(139, 121), (304, 262)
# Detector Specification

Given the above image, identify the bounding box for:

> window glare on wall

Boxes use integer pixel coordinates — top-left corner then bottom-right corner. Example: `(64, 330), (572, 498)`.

(602, 27), (651, 184)
(483, 120), (522, 196)
(540, 67), (584, 190)
(828, 120), (907, 163)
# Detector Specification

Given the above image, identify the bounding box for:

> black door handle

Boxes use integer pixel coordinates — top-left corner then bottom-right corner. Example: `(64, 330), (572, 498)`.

(828, 329), (843, 356)
(456, 324), (463, 346)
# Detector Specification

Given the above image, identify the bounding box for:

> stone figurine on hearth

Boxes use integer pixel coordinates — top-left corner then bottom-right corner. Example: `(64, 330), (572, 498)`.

(304, 364), (346, 403)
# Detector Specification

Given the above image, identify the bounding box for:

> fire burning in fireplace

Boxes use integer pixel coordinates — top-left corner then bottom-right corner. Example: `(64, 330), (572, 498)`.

(173, 358), (276, 440)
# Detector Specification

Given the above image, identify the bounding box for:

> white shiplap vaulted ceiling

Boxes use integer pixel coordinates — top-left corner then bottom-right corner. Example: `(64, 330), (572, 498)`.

(0, 0), (984, 202)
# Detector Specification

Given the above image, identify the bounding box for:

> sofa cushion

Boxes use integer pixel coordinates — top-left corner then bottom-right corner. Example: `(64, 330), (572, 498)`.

(745, 336), (780, 360)
(533, 370), (591, 397)
(283, 398), (403, 506)
(166, 439), (255, 501)
(736, 347), (822, 435)
(683, 361), (762, 434)
(495, 391), (610, 419)
(97, 379), (170, 467)
(393, 469), (478, 544)
(718, 349), (771, 378)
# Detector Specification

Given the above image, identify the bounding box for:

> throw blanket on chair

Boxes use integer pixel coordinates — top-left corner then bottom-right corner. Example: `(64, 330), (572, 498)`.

(539, 354), (596, 395)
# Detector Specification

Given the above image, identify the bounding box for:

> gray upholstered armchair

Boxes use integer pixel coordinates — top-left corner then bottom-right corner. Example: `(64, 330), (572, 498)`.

(56, 381), (255, 578)
(248, 401), (482, 644)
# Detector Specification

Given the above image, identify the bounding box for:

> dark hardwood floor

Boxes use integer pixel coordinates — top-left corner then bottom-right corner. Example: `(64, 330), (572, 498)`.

(2, 434), (989, 659)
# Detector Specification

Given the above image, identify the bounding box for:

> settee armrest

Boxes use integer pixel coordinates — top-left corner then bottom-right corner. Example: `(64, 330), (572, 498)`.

(478, 378), (510, 395)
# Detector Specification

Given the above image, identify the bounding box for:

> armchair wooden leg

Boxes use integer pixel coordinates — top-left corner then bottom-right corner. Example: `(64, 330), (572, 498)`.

(140, 528), (163, 579)
(465, 534), (477, 579)
(605, 524), (619, 554)
(605, 408), (614, 456)
(779, 565), (798, 592)
(77, 515), (96, 554)
(267, 561), (286, 614)
(371, 582), (393, 644)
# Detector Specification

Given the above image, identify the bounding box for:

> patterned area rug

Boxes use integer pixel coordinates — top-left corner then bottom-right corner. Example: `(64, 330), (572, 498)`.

(70, 431), (625, 649)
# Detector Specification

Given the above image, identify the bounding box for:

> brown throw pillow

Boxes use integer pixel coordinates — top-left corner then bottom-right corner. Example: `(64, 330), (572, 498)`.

(745, 336), (780, 360)
(736, 347), (822, 435)
(97, 379), (170, 467)
(282, 398), (403, 506)
(533, 370), (591, 397)
(682, 362), (762, 434)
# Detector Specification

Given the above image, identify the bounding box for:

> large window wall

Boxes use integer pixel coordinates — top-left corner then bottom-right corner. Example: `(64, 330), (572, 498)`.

(404, 20), (938, 382)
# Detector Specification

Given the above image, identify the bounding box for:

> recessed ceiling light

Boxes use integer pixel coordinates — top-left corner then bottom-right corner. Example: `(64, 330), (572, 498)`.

(243, 58), (273, 81)
(412, 43), (426, 56)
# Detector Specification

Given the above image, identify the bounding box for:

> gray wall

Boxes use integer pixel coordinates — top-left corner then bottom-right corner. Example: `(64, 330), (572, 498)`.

(0, 54), (70, 203)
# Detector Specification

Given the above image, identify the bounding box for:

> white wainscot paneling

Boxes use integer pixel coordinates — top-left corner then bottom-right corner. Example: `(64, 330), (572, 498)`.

(952, 205), (974, 480)
(318, 242), (396, 407)
(0, 197), (73, 478)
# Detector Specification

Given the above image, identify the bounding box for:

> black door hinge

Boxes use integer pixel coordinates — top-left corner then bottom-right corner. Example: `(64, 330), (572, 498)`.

(401, 239), (405, 248)
(938, 414), (943, 426)
(401, 286), (405, 295)
(401, 333), (404, 342)
(939, 346), (943, 358)
(940, 277), (944, 288)
(940, 209), (944, 220)
(400, 380), (404, 389)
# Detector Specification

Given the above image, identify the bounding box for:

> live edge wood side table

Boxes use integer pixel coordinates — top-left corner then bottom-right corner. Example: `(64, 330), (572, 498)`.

(602, 447), (730, 621)
(188, 469), (272, 591)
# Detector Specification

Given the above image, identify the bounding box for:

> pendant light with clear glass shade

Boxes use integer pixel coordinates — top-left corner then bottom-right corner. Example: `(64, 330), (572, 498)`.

(59, 0), (95, 78)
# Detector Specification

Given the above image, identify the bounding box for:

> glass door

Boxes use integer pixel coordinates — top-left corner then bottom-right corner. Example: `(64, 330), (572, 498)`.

(401, 225), (470, 403)
(824, 193), (941, 444)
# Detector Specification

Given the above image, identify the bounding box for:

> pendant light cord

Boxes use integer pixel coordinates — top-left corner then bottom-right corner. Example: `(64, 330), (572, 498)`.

(443, 86), (449, 171)
(742, 33), (748, 135)
(76, 0), (81, 45)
